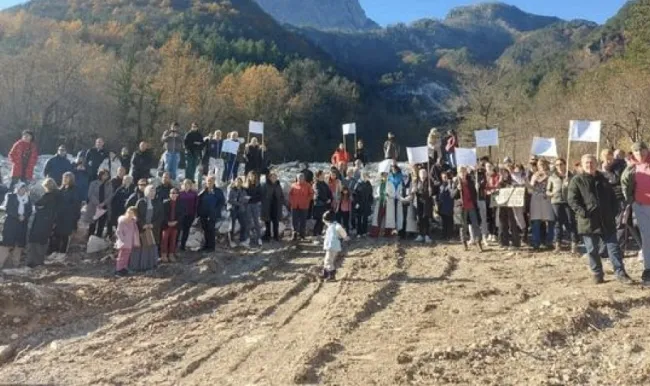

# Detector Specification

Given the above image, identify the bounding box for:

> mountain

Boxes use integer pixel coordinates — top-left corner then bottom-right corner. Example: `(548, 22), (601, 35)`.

(254, 0), (378, 31)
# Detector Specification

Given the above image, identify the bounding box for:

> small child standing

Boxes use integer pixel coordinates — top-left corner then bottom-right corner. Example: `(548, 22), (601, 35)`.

(115, 206), (140, 277)
(321, 210), (349, 281)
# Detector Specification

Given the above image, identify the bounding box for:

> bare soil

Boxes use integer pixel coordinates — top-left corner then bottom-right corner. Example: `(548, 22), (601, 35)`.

(2, 239), (650, 385)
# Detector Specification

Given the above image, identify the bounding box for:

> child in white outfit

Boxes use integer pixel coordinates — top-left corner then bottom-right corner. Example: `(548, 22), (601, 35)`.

(321, 210), (349, 281)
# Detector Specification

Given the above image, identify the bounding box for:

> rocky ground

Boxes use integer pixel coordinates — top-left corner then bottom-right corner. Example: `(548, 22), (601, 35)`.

(2, 235), (650, 386)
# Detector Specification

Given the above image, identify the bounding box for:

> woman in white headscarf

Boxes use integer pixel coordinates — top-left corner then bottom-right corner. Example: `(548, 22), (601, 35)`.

(0, 182), (32, 268)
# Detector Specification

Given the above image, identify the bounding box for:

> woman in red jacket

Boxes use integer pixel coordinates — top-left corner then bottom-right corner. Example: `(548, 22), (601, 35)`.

(8, 130), (39, 189)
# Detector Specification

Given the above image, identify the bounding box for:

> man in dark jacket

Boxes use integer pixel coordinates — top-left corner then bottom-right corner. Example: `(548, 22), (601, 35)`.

(130, 142), (154, 183)
(383, 132), (400, 160)
(198, 175), (225, 251)
(44, 145), (74, 186)
(184, 122), (205, 182)
(156, 172), (175, 202)
(119, 147), (131, 175)
(126, 179), (147, 208)
(353, 171), (373, 237)
(313, 170), (333, 237)
(300, 163), (314, 184)
(85, 137), (109, 182)
(568, 154), (631, 285)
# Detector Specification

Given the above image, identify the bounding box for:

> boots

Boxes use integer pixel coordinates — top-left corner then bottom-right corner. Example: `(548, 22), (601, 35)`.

(554, 242), (561, 253)
(11, 247), (23, 268)
(570, 242), (578, 254)
(0, 246), (9, 269)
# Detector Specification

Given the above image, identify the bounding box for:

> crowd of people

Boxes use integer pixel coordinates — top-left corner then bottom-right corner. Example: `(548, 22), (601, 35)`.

(1, 126), (650, 285)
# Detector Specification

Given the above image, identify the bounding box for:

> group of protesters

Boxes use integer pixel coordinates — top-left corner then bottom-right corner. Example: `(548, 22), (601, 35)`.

(2, 125), (650, 285)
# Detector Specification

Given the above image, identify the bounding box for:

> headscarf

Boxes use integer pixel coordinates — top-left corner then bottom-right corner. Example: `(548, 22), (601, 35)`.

(14, 182), (29, 216)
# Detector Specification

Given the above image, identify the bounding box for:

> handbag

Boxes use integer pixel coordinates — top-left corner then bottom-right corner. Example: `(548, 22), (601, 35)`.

(141, 228), (156, 247)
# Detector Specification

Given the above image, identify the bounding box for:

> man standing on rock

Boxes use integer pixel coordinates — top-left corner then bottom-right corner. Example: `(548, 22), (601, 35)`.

(44, 145), (74, 186)
(8, 130), (39, 189)
(383, 132), (400, 161)
(84, 137), (109, 182)
(161, 122), (183, 181)
(184, 122), (205, 182)
(569, 154), (632, 285)
(622, 142), (650, 286)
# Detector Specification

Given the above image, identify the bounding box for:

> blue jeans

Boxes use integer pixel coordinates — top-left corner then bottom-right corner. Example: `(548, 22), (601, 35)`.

(583, 233), (625, 277)
(633, 203), (650, 271)
(553, 203), (578, 243)
(531, 220), (555, 248)
(247, 202), (262, 243)
(163, 151), (180, 180)
(231, 209), (248, 242)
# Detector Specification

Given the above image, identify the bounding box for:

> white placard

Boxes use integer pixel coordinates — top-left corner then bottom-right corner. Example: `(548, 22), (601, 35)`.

(249, 121), (264, 135)
(475, 128), (499, 147)
(222, 139), (240, 155)
(455, 148), (477, 168)
(406, 146), (429, 164)
(378, 159), (392, 174)
(530, 137), (558, 157)
(342, 123), (356, 135)
(569, 120), (601, 143)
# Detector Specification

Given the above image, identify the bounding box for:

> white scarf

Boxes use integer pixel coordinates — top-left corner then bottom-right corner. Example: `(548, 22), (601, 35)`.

(17, 193), (29, 216)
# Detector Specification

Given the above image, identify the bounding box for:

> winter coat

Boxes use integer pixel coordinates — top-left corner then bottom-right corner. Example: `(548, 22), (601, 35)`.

(529, 173), (555, 221)
(568, 171), (618, 236)
(246, 184), (263, 204)
(197, 187), (225, 220)
(99, 156), (123, 179)
(621, 158), (650, 205)
(161, 130), (183, 153)
(179, 191), (199, 219)
(289, 181), (314, 210)
(184, 130), (205, 156)
(262, 181), (285, 221)
(451, 175), (479, 210)
(43, 155), (74, 185)
(135, 198), (164, 243)
(8, 139), (38, 180)
(162, 199), (184, 229)
(126, 190), (145, 209)
(546, 171), (573, 205)
(156, 183), (174, 202)
(342, 176), (358, 191)
(84, 147), (109, 179)
(603, 158), (626, 202)
(227, 186), (248, 213)
(85, 180), (114, 223)
(314, 180), (333, 207)
(1, 192), (32, 247)
(371, 180), (402, 230)
(29, 190), (60, 245)
(437, 181), (454, 216)
(73, 168), (90, 203)
(115, 216), (140, 249)
(354, 148), (367, 165)
(53, 187), (81, 237)
(119, 154), (131, 174)
(324, 222), (347, 252)
(130, 150), (154, 182)
(383, 139), (400, 160)
(414, 180), (434, 218)
(331, 149), (351, 166)
(111, 184), (135, 218)
(244, 145), (264, 174)
(352, 180), (373, 217)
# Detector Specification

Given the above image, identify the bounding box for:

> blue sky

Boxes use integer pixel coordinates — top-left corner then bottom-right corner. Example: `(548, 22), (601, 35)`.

(360, 0), (627, 25)
(0, 0), (628, 25)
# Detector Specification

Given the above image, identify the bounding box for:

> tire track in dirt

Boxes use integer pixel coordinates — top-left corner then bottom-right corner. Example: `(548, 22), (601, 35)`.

(308, 245), (463, 385)
(179, 243), (401, 385)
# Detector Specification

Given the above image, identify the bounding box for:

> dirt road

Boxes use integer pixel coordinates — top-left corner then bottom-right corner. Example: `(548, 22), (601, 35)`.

(2, 239), (650, 385)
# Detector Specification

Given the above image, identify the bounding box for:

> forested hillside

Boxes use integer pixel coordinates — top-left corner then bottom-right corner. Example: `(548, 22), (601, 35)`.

(0, 0), (648, 162)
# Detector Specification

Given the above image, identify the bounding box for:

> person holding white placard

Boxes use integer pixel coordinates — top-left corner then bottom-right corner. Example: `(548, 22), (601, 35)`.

(496, 168), (521, 250)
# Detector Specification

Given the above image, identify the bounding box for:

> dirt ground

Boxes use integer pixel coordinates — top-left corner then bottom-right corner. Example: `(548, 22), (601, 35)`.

(2, 238), (650, 386)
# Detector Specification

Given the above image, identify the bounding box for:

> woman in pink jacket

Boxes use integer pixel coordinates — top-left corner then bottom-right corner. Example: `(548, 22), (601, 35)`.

(115, 206), (140, 277)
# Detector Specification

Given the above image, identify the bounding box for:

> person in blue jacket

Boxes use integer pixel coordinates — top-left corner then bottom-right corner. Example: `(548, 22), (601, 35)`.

(197, 175), (225, 252)
(73, 159), (90, 204)
(43, 145), (74, 186)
